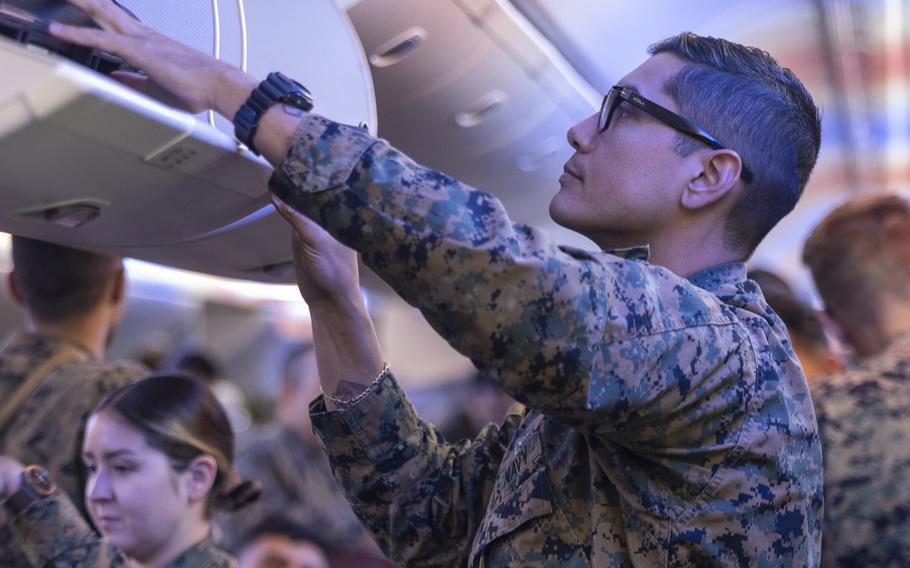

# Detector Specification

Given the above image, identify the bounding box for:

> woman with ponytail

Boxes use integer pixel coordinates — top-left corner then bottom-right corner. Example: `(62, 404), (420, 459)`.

(0, 374), (259, 567)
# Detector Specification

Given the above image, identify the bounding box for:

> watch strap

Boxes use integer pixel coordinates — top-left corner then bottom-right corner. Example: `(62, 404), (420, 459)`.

(233, 72), (314, 156)
(3, 465), (56, 516)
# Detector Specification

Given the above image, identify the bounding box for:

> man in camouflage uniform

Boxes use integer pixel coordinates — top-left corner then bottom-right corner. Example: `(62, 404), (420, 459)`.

(0, 236), (144, 566)
(217, 344), (384, 559)
(54, 3), (823, 565)
(803, 195), (910, 566)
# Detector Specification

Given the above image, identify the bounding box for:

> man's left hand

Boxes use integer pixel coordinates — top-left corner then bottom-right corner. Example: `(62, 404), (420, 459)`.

(49, 0), (256, 116)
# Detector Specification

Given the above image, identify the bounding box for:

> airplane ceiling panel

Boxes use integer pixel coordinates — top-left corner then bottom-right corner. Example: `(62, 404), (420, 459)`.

(347, 0), (598, 249)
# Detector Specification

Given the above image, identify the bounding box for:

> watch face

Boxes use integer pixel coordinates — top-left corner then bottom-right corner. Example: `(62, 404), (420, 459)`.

(275, 72), (304, 90)
(286, 91), (314, 111)
(24, 466), (55, 495)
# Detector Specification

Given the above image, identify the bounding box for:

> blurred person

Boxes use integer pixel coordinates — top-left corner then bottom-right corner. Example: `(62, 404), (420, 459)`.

(0, 374), (259, 567)
(173, 351), (221, 385)
(439, 372), (518, 442)
(236, 515), (330, 568)
(171, 350), (252, 433)
(217, 344), (384, 559)
(748, 269), (843, 381)
(54, 5), (824, 564)
(0, 236), (145, 566)
(747, 268), (795, 297)
(803, 194), (910, 566)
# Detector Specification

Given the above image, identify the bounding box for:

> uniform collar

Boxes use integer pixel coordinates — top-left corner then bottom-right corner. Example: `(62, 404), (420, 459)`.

(165, 537), (224, 567)
(600, 245), (748, 297)
(4, 332), (95, 360)
(685, 261), (748, 295)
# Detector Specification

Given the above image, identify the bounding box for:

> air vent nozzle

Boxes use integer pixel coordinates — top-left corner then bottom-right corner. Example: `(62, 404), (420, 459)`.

(369, 27), (427, 68)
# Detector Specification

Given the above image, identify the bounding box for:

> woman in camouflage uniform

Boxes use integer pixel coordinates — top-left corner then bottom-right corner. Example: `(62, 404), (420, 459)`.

(0, 375), (259, 567)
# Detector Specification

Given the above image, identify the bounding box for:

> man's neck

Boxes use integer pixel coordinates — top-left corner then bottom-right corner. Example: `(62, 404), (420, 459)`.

(29, 314), (109, 359)
(851, 303), (910, 359)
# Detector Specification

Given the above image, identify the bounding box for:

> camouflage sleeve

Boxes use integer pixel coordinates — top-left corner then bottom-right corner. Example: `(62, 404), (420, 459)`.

(271, 116), (747, 442)
(310, 369), (522, 567)
(11, 490), (127, 567)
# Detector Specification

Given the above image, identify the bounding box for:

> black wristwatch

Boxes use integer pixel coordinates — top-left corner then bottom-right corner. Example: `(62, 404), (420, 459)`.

(3, 465), (56, 516)
(233, 72), (314, 156)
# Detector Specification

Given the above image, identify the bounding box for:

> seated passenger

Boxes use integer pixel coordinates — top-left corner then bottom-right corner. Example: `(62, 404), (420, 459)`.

(0, 374), (259, 567)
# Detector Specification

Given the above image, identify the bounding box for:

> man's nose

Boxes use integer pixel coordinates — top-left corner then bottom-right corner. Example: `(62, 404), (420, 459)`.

(567, 113), (598, 153)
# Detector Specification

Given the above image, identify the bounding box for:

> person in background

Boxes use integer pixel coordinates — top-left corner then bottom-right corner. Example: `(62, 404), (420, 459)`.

(0, 236), (145, 567)
(171, 350), (252, 433)
(439, 372), (519, 442)
(217, 344), (386, 560)
(236, 515), (330, 568)
(0, 374), (259, 567)
(803, 194), (910, 566)
(748, 269), (843, 381)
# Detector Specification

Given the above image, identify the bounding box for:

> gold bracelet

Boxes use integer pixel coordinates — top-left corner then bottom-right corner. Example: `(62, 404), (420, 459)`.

(322, 363), (390, 408)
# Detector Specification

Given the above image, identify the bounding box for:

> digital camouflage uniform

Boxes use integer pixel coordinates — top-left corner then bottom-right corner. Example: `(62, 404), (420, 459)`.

(271, 115), (823, 566)
(812, 333), (910, 567)
(0, 333), (144, 566)
(216, 426), (379, 554)
(11, 490), (234, 567)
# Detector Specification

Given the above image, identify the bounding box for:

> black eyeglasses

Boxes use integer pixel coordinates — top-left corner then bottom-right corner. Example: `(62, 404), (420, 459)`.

(598, 86), (753, 183)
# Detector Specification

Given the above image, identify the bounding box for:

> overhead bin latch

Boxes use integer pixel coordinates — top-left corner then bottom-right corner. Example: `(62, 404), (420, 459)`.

(18, 199), (107, 228)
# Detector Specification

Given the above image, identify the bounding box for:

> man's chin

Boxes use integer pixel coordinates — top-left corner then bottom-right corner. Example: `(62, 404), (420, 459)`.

(548, 197), (580, 232)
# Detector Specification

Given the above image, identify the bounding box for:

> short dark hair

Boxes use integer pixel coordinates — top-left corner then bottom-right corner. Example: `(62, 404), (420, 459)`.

(173, 351), (221, 384)
(11, 236), (120, 323)
(802, 194), (910, 319)
(649, 32), (822, 253)
(94, 374), (260, 516)
(236, 515), (331, 555)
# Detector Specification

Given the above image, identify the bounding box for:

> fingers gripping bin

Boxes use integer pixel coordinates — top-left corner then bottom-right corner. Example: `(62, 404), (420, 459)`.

(0, 0), (376, 283)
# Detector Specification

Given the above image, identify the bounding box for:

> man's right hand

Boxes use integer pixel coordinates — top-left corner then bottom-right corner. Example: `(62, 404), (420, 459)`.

(271, 194), (361, 311)
(49, 0), (256, 117)
(271, 193), (384, 410)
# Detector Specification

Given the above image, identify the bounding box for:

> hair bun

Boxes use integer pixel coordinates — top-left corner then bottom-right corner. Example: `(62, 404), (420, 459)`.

(215, 478), (261, 512)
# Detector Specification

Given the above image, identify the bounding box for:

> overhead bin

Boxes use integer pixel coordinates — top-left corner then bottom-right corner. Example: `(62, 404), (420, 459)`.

(0, 0), (375, 282)
(346, 0), (598, 234)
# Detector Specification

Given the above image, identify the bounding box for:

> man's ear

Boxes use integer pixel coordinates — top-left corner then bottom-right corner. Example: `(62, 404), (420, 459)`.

(680, 149), (744, 211)
(6, 272), (23, 306)
(185, 455), (218, 503)
(110, 265), (126, 305)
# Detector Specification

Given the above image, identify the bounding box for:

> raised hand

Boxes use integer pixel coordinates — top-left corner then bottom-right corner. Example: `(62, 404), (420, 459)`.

(270, 194), (361, 309)
(0, 456), (25, 500)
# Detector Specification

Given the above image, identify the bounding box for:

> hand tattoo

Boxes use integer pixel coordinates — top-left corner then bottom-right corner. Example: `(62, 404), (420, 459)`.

(334, 381), (369, 400)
